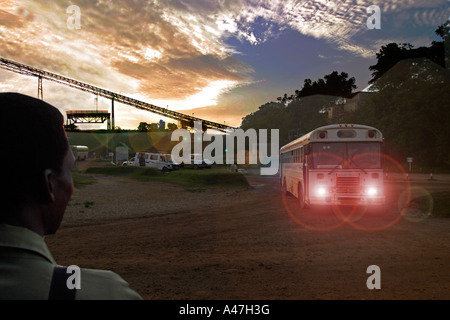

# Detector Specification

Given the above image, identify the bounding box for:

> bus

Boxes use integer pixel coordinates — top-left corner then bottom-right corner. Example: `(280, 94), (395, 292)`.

(280, 124), (385, 208)
(71, 145), (89, 161)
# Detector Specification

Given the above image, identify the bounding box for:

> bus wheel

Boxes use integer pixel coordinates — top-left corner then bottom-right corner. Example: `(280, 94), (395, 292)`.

(298, 183), (305, 209)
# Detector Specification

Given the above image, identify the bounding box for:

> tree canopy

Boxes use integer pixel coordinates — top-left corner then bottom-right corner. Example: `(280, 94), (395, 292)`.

(297, 71), (357, 98)
(242, 71), (357, 145)
(240, 22), (449, 169)
(368, 24), (447, 84)
(137, 121), (178, 132)
(344, 22), (450, 168)
(345, 58), (450, 168)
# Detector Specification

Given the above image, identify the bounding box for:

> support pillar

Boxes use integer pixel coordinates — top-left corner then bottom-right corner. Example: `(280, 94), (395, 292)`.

(37, 76), (43, 100)
(111, 97), (115, 130)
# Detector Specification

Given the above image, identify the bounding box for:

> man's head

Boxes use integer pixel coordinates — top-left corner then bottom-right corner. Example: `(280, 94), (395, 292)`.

(0, 92), (74, 236)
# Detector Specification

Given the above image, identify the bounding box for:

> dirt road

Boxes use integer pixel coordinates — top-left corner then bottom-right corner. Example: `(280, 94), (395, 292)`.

(45, 172), (450, 300)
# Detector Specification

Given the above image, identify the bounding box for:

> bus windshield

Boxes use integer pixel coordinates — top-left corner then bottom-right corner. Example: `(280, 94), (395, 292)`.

(312, 143), (381, 169)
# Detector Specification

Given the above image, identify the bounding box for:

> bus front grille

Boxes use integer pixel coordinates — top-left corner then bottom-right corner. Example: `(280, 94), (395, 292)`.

(336, 176), (360, 194)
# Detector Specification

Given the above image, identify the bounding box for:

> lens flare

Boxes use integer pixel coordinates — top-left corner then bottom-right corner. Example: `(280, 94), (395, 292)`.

(282, 153), (411, 232)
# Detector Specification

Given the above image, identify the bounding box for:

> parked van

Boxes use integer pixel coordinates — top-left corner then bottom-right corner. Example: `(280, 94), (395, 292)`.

(133, 152), (174, 172)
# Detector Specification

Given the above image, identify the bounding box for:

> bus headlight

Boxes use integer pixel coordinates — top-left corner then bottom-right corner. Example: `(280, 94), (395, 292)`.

(317, 187), (327, 197)
(366, 187), (378, 196)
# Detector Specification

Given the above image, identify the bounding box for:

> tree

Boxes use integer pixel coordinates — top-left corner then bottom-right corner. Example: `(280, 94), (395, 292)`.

(296, 71), (356, 98)
(149, 123), (159, 132)
(167, 123), (178, 131)
(434, 20), (449, 40)
(345, 58), (450, 168)
(240, 70), (357, 144)
(137, 122), (165, 132)
(344, 22), (450, 169)
(137, 122), (150, 132)
(369, 23), (447, 84)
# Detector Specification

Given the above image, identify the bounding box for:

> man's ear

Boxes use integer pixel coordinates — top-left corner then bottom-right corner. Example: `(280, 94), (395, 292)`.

(42, 169), (56, 203)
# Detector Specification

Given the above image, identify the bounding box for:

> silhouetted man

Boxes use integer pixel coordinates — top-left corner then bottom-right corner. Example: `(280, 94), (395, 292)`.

(0, 93), (141, 300)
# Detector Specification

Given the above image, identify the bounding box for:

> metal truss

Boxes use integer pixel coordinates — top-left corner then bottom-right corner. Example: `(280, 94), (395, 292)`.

(66, 110), (111, 124)
(0, 57), (235, 132)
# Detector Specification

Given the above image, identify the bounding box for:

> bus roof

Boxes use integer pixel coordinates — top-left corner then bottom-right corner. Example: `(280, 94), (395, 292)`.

(71, 145), (89, 150)
(280, 124), (383, 153)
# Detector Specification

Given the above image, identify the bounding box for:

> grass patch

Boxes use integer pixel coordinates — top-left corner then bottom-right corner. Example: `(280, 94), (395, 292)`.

(82, 166), (249, 189)
(158, 170), (249, 188)
(84, 201), (95, 208)
(410, 191), (450, 218)
(85, 166), (160, 177)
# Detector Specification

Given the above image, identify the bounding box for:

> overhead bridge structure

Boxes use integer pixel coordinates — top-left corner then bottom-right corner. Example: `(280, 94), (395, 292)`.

(66, 110), (111, 126)
(0, 56), (235, 132)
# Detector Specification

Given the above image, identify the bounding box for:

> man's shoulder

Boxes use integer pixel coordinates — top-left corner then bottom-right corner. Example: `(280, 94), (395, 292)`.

(76, 267), (142, 300)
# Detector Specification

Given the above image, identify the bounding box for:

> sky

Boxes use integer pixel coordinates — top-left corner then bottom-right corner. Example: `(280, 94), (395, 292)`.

(0, 0), (449, 130)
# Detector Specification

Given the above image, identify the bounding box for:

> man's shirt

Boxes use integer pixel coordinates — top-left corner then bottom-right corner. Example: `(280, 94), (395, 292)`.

(0, 224), (141, 300)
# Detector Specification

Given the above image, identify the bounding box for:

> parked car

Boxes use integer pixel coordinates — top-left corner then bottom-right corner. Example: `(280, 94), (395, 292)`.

(187, 154), (212, 169)
(161, 153), (180, 170)
(122, 157), (136, 166)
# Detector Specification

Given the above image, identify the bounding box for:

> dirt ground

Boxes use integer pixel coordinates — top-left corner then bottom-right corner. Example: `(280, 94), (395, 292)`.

(45, 169), (450, 300)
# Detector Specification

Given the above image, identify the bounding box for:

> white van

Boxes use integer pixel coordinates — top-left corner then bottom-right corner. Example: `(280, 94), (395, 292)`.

(133, 152), (174, 172)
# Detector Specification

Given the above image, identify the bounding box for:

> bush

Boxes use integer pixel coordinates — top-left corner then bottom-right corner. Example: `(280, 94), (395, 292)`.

(83, 167), (249, 188)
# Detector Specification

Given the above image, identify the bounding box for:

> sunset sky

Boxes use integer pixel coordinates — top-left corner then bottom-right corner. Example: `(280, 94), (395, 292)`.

(0, 0), (448, 130)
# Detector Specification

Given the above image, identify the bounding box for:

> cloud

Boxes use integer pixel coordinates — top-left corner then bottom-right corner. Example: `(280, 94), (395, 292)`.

(1, 0), (448, 129)
(191, 0), (449, 57)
